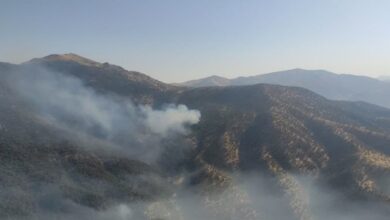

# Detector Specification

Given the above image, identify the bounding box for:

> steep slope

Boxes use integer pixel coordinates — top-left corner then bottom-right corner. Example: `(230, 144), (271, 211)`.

(0, 55), (389, 219)
(0, 55), (190, 219)
(179, 84), (390, 182)
(178, 69), (390, 108)
(175, 84), (390, 219)
(0, 66), (173, 219)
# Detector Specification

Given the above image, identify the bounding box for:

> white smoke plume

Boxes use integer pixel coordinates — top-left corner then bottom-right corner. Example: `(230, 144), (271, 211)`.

(7, 173), (389, 220)
(6, 64), (200, 162)
(142, 104), (200, 137)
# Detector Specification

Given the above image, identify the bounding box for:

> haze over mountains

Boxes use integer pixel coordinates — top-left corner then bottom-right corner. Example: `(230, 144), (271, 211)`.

(178, 69), (390, 109)
(0, 54), (389, 220)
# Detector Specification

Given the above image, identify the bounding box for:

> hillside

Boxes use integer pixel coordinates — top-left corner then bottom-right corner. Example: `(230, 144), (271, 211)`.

(0, 55), (389, 219)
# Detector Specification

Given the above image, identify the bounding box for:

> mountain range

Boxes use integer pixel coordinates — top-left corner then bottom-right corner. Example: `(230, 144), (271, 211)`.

(178, 69), (390, 109)
(0, 54), (389, 220)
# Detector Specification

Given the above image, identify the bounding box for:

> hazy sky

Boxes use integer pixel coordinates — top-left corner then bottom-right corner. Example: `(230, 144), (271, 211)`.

(1, 0), (390, 82)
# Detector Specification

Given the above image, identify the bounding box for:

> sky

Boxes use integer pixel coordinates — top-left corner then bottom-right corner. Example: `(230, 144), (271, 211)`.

(1, 0), (390, 82)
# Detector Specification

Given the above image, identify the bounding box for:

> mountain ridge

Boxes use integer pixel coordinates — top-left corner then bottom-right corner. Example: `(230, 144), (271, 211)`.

(177, 68), (386, 87)
(177, 68), (390, 109)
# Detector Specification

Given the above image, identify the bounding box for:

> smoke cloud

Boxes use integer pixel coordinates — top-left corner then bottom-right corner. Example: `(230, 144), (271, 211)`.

(141, 104), (200, 137)
(6, 64), (200, 162)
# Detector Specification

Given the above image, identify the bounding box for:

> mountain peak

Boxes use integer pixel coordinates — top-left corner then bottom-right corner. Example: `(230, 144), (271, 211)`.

(208, 74), (227, 78)
(178, 75), (230, 87)
(279, 68), (330, 74)
(30, 53), (100, 66)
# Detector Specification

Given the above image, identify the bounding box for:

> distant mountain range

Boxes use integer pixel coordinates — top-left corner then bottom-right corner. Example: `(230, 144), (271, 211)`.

(1, 54), (389, 219)
(178, 69), (390, 109)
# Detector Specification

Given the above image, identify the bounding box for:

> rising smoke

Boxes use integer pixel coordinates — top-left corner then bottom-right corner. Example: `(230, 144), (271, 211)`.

(6, 64), (200, 163)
